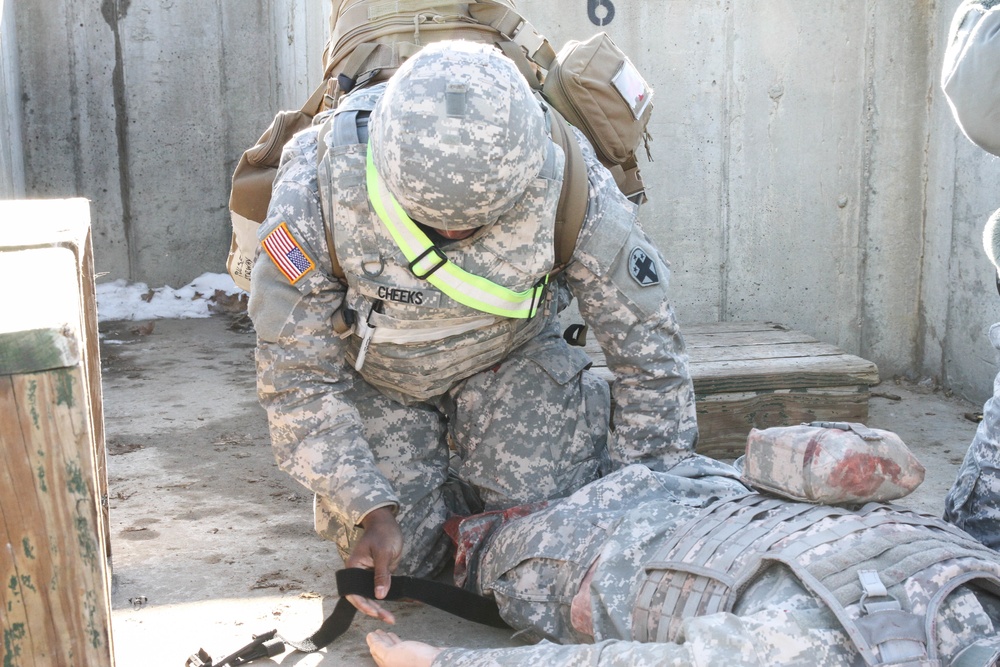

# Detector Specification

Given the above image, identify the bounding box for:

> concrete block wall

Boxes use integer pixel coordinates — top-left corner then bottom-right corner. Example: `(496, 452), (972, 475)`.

(3, 0), (1000, 405)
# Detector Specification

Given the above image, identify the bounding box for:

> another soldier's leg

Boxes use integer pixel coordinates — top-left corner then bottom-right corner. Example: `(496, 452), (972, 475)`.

(446, 331), (611, 510)
(944, 323), (1000, 549)
(315, 379), (453, 578)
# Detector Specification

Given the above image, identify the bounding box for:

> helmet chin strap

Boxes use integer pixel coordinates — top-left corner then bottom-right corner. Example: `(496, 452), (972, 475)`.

(436, 227), (479, 240)
(412, 219), (482, 243)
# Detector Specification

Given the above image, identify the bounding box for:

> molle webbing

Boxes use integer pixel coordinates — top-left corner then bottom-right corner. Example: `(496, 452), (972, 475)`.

(778, 503), (991, 607)
(323, 1), (556, 100)
(633, 494), (853, 643)
(343, 301), (551, 401)
(632, 494), (1000, 666)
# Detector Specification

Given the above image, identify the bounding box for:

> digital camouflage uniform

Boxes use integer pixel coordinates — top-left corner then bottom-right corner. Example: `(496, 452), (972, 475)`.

(942, 0), (1000, 549)
(435, 463), (1000, 667)
(248, 42), (697, 577)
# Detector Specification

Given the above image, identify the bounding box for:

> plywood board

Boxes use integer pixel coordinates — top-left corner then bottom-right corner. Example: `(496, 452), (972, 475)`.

(0, 368), (113, 666)
(695, 386), (871, 460)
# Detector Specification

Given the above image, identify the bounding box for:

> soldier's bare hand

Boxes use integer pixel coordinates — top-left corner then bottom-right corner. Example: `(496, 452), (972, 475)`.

(366, 629), (442, 667)
(345, 507), (403, 623)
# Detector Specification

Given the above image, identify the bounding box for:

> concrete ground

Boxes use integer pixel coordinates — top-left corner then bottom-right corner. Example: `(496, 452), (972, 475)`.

(100, 313), (986, 667)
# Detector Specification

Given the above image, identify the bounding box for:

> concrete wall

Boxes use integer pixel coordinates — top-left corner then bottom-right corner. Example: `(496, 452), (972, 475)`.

(924, 0), (1000, 403)
(7, 0), (1000, 404)
(12, 0), (328, 284)
(0, 0), (24, 198)
(519, 0), (937, 382)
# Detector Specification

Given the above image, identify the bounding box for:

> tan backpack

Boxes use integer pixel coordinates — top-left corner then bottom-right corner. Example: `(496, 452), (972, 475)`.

(227, 0), (653, 292)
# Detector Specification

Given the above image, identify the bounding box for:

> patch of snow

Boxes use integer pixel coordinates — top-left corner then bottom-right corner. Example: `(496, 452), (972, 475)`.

(96, 272), (246, 322)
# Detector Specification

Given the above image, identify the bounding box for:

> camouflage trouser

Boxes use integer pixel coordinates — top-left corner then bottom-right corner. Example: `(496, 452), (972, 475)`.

(316, 334), (611, 577)
(472, 464), (749, 643)
(944, 322), (1000, 550)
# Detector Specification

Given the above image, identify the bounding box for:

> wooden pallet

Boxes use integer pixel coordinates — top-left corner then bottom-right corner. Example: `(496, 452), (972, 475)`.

(582, 321), (880, 460)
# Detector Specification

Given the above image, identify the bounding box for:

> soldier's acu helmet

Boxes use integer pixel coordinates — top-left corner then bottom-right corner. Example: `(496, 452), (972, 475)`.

(369, 40), (548, 231)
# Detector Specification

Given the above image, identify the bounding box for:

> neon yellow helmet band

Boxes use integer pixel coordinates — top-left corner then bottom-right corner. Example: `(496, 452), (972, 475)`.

(366, 142), (546, 319)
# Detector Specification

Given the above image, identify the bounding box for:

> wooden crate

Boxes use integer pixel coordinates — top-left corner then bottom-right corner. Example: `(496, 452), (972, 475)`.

(0, 199), (114, 666)
(583, 321), (880, 460)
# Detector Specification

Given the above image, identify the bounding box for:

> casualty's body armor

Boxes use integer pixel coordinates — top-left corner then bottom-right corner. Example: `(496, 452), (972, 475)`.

(317, 97), (569, 401)
(632, 493), (1000, 666)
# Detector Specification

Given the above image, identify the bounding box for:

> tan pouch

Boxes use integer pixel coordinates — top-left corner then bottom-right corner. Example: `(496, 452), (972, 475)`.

(226, 83), (328, 291)
(740, 421), (925, 505)
(542, 32), (653, 202)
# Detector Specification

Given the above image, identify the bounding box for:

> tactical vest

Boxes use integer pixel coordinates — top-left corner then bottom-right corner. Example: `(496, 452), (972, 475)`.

(632, 493), (1000, 667)
(317, 96), (566, 402)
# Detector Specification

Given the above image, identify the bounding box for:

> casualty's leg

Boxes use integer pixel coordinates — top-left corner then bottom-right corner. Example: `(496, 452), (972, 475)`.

(944, 323), (1000, 549)
(447, 331), (611, 510)
(464, 465), (747, 643)
(315, 379), (455, 578)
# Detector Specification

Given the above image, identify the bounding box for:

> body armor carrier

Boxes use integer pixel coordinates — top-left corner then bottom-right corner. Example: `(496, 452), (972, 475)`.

(632, 493), (1000, 667)
(317, 103), (566, 402)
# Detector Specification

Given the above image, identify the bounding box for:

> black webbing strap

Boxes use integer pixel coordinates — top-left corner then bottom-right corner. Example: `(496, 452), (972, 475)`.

(283, 568), (509, 654)
(188, 568), (509, 665)
(184, 567), (510, 667)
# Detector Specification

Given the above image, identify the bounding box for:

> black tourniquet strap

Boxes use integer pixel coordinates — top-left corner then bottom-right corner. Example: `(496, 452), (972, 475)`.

(187, 568), (510, 665)
(282, 568), (510, 653)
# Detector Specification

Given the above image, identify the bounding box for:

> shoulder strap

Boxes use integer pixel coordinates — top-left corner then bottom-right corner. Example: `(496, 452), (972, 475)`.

(301, 78), (332, 117)
(317, 107), (375, 284)
(329, 42), (379, 106)
(316, 118), (346, 283)
(548, 109), (589, 271)
(466, 0), (557, 70)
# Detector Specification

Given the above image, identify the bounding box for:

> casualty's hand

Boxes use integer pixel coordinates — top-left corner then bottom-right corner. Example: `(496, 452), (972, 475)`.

(346, 506), (404, 624)
(367, 629), (443, 667)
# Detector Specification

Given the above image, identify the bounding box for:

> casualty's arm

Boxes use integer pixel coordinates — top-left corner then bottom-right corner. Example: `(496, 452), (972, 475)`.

(432, 604), (859, 667)
(942, 0), (1000, 156)
(432, 614), (764, 667)
(249, 127), (399, 528)
(561, 130), (698, 470)
(434, 639), (719, 667)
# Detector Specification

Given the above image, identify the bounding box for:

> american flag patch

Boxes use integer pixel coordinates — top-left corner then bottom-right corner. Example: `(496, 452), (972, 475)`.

(262, 222), (315, 284)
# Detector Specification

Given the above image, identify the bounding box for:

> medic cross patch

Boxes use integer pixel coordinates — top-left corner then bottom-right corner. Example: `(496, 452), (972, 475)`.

(628, 247), (659, 287)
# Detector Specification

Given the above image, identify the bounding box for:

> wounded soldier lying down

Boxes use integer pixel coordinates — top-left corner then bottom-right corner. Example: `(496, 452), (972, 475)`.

(360, 430), (1000, 667)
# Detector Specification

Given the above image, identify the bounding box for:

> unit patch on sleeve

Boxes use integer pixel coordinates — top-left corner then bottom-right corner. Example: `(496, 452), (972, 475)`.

(263, 222), (315, 284)
(628, 247), (660, 287)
